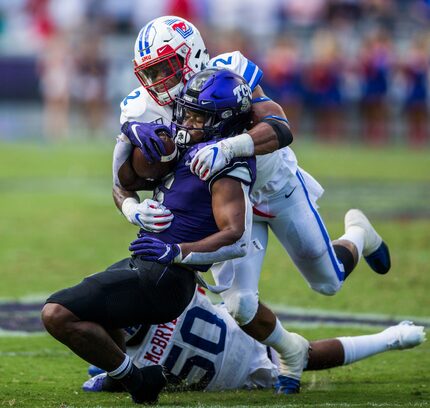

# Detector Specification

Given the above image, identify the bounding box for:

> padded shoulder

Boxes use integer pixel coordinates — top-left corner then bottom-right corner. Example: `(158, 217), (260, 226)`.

(208, 51), (263, 91)
(120, 87), (148, 124)
(119, 86), (173, 127)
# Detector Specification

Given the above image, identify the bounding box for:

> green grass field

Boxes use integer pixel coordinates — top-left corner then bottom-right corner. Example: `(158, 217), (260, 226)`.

(0, 141), (429, 407)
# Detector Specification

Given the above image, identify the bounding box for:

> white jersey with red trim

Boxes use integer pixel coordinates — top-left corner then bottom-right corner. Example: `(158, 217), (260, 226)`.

(127, 288), (278, 391)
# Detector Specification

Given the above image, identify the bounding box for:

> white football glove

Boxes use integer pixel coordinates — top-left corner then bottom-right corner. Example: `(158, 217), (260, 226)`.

(190, 140), (234, 181)
(121, 198), (173, 232)
(190, 133), (254, 181)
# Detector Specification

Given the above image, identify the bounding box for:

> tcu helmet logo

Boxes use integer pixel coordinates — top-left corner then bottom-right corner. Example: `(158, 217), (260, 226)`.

(233, 83), (252, 112)
(233, 84), (251, 102)
(166, 18), (193, 39)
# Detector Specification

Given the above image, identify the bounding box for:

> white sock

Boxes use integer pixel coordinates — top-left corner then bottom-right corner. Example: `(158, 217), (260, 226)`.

(108, 354), (132, 379)
(261, 319), (309, 379)
(338, 330), (394, 365)
(262, 319), (291, 351)
(339, 226), (365, 260)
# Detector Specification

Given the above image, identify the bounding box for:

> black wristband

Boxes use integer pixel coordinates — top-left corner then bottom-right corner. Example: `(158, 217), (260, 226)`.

(260, 118), (293, 148)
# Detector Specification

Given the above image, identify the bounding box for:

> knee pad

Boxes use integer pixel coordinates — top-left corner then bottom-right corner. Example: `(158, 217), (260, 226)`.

(223, 290), (259, 326)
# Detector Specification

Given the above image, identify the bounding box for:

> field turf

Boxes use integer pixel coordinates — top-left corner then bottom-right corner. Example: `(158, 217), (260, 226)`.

(0, 140), (429, 407)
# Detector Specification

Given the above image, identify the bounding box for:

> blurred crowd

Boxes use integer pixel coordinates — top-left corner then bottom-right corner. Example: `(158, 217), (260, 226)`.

(0, 0), (429, 146)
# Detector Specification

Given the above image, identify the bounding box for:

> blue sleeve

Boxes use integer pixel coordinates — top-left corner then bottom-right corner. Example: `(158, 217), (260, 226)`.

(242, 59), (263, 91)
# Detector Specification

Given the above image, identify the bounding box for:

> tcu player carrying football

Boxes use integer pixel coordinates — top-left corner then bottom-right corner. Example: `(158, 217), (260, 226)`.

(41, 69), (257, 404)
(83, 287), (426, 394)
(113, 16), (391, 394)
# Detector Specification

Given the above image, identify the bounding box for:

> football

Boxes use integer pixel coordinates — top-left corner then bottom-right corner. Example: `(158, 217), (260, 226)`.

(131, 132), (177, 180)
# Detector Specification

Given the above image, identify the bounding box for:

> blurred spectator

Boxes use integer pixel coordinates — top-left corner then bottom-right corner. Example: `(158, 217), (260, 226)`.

(401, 34), (429, 147)
(261, 37), (303, 132)
(410, 0), (430, 24)
(38, 33), (72, 140)
(358, 29), (394, 145)
(303, 30), (343, 142)
(206, 29), (251, 60)
(46, 0), (86, 34)
(363, 0), (397, 28)
(0, 0), (429, 146)
(282, 0), (326, 28)
(26, 0), (55, 42)
(326, 0), (363, 25)
(166, 0), (194, 21)
(71, 32), (108, 138)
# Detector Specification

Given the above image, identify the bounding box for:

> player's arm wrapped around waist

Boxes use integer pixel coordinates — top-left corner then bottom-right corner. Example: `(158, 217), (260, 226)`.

(113, 134), (133, 188)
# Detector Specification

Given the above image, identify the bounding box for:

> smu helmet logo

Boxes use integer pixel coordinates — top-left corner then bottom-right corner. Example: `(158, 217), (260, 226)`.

(165, 18), (193, 39)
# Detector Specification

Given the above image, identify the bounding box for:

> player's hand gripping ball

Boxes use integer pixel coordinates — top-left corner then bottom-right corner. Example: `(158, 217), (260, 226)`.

(122, 121), (177, 180)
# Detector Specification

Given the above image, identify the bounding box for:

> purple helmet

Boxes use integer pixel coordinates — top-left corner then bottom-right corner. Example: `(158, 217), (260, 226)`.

(172, 68), (252, 147)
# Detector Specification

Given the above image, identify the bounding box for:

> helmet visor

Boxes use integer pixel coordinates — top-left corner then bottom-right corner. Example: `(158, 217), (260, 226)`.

(173, 98), (225, 145)
(174, 99), (218, 129)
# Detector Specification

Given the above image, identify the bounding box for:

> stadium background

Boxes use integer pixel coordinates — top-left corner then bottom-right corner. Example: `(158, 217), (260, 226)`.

(0, 0), (429, 144)
(0, 1), (429, 407)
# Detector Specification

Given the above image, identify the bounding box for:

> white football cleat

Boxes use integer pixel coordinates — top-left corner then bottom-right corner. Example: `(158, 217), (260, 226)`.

(383, 321), (426, 350)
(275, 333), (309, 394)
(344, 209), (391, 274)
(278, 333), (310, 380)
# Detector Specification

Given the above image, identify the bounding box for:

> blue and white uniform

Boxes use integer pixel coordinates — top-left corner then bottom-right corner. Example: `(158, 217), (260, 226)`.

(125, 288), (278, 391)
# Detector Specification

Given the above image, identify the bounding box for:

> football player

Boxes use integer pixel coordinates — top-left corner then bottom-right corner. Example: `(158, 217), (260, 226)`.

(41, 69), (257, 405)
(113, 16), (391, 394)
(82, 286), (426, 393)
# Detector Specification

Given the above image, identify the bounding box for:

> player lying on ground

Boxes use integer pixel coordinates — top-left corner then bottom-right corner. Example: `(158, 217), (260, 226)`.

(41, 70), (257, 405)
(114, 16), (391, 393)
(83, 286), (426, 393)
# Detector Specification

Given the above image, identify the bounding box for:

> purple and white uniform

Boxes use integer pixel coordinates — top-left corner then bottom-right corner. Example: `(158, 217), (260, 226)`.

(141, 141), (255, 272)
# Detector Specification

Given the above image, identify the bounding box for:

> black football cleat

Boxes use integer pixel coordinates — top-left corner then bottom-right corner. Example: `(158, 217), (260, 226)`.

(131, 365), (167, 405)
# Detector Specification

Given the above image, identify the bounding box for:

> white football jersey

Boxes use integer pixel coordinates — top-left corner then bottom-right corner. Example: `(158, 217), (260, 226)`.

(118, 51), (298, 205)
(119, 86), (172, 126)
(127, 288), (278, 391)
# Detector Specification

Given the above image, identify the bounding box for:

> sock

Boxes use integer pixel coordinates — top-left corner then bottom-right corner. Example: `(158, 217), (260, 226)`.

(263, 319), (290, 350)
(261, 319), (308, 380)
(108, 355), (142, 396)
(108, 354), (132, 379)
(338, 330), (395, 365)
(339, 226), (365, 260)
(333, 244), (355, 278)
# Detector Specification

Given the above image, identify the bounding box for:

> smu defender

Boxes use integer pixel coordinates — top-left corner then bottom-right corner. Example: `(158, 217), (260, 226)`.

(41, 69), (256, 405)
(113, 16), (391, 393)
(83, 287), (426, 393)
